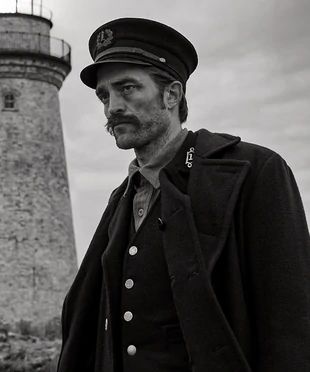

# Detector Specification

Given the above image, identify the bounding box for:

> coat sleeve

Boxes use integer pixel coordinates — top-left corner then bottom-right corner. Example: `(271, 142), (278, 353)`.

(244, 152), (310, 371)
(56, 185), (124, 372)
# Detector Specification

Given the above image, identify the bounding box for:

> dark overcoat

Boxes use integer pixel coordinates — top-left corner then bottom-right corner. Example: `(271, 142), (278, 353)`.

(57, 129), (310, 372)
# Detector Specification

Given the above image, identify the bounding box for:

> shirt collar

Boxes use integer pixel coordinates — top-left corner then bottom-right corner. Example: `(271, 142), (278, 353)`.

(125, 128), (188, 193)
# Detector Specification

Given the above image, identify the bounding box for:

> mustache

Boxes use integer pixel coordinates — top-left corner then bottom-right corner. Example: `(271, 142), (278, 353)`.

(105, 114), (140, 135)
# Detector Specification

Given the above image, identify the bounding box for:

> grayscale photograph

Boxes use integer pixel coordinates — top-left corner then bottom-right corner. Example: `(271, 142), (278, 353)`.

(0, 0), (309, 371)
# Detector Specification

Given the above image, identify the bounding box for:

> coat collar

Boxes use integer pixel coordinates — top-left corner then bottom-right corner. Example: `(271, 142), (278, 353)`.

(109, 129), (241, 205)
(194, 128), (241, 159)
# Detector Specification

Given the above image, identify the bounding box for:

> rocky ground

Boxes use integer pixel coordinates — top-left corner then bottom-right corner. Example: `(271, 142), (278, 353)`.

(0, 325), (61, 372)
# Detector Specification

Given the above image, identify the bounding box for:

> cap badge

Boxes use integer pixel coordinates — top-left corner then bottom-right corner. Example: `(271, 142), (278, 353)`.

(96, 29), (114, 49)
(185, 147), (195, 168)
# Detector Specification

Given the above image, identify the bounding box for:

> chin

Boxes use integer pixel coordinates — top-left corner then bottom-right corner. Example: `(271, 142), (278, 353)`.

(115, 135), (136, 149)
(116, 141), (134, 150)
(115, 132), (148, 150)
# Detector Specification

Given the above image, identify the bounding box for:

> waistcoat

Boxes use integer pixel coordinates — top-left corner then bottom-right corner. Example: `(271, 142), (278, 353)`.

(120, 196), (191, 372)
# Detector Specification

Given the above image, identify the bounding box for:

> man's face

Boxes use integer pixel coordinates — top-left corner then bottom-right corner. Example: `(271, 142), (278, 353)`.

(96, 63), (171, 150)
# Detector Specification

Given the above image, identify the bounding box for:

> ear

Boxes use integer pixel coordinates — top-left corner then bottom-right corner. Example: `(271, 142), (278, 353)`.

(163, 81), (183, 109)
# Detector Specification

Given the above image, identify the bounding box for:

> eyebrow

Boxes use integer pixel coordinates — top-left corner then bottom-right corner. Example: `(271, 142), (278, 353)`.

(96, 76), (141, 97)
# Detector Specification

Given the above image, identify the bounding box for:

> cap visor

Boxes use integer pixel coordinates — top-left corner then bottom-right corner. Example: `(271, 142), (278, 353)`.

(80, 58), (151, 89)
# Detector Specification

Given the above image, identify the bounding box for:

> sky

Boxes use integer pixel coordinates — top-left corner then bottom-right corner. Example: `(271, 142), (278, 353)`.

(2, 0), (310, 264)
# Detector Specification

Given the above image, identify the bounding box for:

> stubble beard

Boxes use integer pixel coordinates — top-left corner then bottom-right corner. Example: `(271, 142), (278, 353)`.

(114, 110), (171, 150)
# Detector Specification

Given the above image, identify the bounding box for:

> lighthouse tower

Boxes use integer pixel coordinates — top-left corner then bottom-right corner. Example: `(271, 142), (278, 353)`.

(0, 2), (77, 332)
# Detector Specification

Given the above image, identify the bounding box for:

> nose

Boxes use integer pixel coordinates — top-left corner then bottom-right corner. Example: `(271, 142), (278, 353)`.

(106, 91), (125, 117)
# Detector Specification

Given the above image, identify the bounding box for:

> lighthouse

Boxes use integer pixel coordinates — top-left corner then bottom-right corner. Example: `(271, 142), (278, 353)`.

(0, 1), (77, 332)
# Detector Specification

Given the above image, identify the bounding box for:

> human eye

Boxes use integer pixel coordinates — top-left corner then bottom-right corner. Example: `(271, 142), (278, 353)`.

(121, 84), (137, 95)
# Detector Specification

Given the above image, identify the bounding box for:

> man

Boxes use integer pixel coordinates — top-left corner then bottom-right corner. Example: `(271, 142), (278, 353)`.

(57, 18), (310, 372)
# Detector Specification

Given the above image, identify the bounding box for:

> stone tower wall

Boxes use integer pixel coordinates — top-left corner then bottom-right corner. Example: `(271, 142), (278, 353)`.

(0, 76), (77, 327)
(0, 56), (71, 89)
(0, 11), (76, 331)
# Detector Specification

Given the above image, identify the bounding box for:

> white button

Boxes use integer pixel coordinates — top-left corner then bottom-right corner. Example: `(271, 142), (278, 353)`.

(125, 279), (134, 289)
(124, 311), (133, 322)
(138, 208), (144, 217)
(129, 246), (138, 256)
(127, 344), (137, 356)
(105, 318), (108, 331)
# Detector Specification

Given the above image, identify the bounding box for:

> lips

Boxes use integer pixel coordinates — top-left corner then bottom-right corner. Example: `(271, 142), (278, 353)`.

(112, 121), (135, 130)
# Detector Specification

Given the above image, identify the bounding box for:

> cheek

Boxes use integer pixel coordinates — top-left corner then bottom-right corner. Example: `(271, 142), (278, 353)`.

(130, 99), (163, 117)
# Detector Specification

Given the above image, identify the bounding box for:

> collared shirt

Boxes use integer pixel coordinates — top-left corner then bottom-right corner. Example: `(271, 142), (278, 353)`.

(125, 128), (188, 231)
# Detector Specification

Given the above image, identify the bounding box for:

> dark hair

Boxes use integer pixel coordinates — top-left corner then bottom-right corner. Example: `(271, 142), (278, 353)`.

(144, 66), (188, 123)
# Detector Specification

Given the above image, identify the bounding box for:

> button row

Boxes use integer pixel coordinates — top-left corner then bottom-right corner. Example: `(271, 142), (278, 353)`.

(125, 247), (138, 357)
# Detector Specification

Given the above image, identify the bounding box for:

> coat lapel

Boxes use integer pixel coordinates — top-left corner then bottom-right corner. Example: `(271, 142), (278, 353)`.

(160, 129), (251, 371)
(160, 129), (250, 275)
